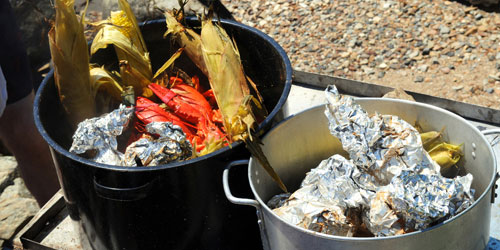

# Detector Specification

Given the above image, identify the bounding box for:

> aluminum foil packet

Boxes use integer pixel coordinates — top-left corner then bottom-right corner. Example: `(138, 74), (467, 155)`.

(70, 105), (192, 166)
(69, 104), (134, 165)
(272, 85), (474, 237)
(122, 122), (192, 166)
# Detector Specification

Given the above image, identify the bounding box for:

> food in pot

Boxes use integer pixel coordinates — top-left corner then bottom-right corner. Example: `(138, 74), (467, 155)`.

(269, 85), (474, 237)
(50, 0), (285, 187)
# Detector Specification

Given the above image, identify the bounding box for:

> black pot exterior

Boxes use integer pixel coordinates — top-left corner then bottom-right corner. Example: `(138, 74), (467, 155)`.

(34, 18), (292, 250)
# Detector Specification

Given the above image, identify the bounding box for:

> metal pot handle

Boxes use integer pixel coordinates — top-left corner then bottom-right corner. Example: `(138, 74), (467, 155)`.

(93, 176), (157, 202)
(480, 129), (500, 203)
(223, 160), (260, 208)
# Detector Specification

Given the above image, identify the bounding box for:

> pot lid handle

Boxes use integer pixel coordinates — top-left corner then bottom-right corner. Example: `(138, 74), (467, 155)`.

(223, 160), (260, 208)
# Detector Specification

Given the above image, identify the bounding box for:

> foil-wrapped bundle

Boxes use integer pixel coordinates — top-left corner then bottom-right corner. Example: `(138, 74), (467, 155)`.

(70, 105), (192, 166)
(70, 104), (134, 165)
(271, 85), (474, 237)
(123, 122), (192, 166)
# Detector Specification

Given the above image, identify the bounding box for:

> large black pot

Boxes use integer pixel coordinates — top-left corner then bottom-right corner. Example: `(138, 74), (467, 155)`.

(34, 18), (292, 250)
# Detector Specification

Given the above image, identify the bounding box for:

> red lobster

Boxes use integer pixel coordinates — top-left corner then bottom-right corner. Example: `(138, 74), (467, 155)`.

(134, 79), (227, 153)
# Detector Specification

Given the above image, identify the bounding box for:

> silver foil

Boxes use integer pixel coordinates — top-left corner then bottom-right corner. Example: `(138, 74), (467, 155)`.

(69, 104), (134, 165)
(272, 85), (474, 237)
(70, 105), (192, 166)
(122, 122), (192, 166)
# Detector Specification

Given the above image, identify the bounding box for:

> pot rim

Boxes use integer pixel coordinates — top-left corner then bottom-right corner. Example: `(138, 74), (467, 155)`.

(33, 18), (292, 172)
(248, 97), (497, 241)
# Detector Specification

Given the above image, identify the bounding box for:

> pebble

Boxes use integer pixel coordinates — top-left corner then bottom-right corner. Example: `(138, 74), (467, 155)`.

(222, 0), (500, 106)
(418, 64), (429, 72)
(486, 88), (495, 94)
(452, 86), (463, 91)
(489, 75), (500, 81)
(378, 71), (386, 78)
(414, 76), (425, 82)
(441, 67), (451, 74)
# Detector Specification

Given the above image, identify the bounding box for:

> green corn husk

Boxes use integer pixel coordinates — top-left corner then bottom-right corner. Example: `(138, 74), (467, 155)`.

(48, 0), (95, 128)
(200, 16), (287, 192)
(428, 142), (462, 172)
(420, 129), (443, 151)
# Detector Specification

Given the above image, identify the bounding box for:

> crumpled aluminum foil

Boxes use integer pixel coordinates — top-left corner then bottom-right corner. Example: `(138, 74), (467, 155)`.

(70, 104), (134, 165)
(271, 85), (474, 237)
(122, 122), (192, 166)
(70, 105), (192, 166)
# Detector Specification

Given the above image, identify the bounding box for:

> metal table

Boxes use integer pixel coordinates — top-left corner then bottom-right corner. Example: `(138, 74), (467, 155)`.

(13, 71), (500, 250)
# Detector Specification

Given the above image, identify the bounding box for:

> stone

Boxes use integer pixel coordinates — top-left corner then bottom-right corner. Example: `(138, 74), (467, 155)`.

(378, 63), (388, 69)
(418, 64), (429, 72)
(377, 71), (386, 78)
(0, 156), (18, 193)
(452, 86), (463, 91)
(414, 76), (424, 82)
(489, 75), (500, 81)
(0, 178), (39, 241)
(440, 25), (450, 34)
(382, 87), (415, 101)
(441, 67), (451, 74)
(486, 88), (495, 94)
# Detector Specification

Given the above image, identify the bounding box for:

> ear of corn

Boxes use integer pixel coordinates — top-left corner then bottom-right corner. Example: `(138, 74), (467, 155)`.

(165, 11), (209, 77)
(48, 0), (95, 128)
(200, 17), (287, 192)
(420, 128), (462, 176)
(420, 130), (442, 151)
(90, 1), (152, 97)
(428, 142), (462, 171)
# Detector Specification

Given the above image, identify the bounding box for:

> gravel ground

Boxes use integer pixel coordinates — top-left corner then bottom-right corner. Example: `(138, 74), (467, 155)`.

(221, 0), (500, 108)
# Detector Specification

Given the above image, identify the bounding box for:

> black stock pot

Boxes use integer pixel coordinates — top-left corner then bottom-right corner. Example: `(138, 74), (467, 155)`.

(34, 18), (292, 250)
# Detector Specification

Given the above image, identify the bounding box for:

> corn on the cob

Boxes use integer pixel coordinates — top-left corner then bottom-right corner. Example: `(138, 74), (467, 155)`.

(164, 11), (209, 77)
(200, 17), (287, 192)
(48, 0), (95, 128)
(90, 0), (152, 97)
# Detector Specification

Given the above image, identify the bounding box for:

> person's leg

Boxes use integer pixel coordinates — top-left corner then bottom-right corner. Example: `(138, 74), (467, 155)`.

(0, 92), (59, 206)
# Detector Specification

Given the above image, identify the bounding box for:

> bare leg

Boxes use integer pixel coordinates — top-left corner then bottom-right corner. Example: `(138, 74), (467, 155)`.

(0, 91), (59, 206)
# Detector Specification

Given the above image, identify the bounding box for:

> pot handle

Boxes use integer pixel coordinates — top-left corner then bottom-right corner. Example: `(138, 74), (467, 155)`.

(223, 160), (260, 208)
(480, 129), (500, 203)
(93, 176), (157, 202)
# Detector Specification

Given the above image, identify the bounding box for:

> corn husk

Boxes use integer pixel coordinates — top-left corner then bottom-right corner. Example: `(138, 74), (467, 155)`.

(200, 17), (287, 192)
(48, 0), (95, 128)
(428, 142), (462, 171)
(420, 128), (445, 151)
(164, 11), (209, 77)
(420, 129), (463, 176)
(90, 0), (152, 96)
(89, 66), (124, 101)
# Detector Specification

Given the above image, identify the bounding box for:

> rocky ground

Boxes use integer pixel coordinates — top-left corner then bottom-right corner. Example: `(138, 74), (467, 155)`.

(0, 157), (39, 248)
(222, 0), (500, 108)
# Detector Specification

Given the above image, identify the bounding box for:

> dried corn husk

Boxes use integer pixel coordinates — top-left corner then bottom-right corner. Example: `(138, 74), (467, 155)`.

(89, 66), (124, 101)
(164, 11), (209, 77)
(200, 17), (287, 192)
(48, 0), (95, 128)
(90, 0), (152, 96)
